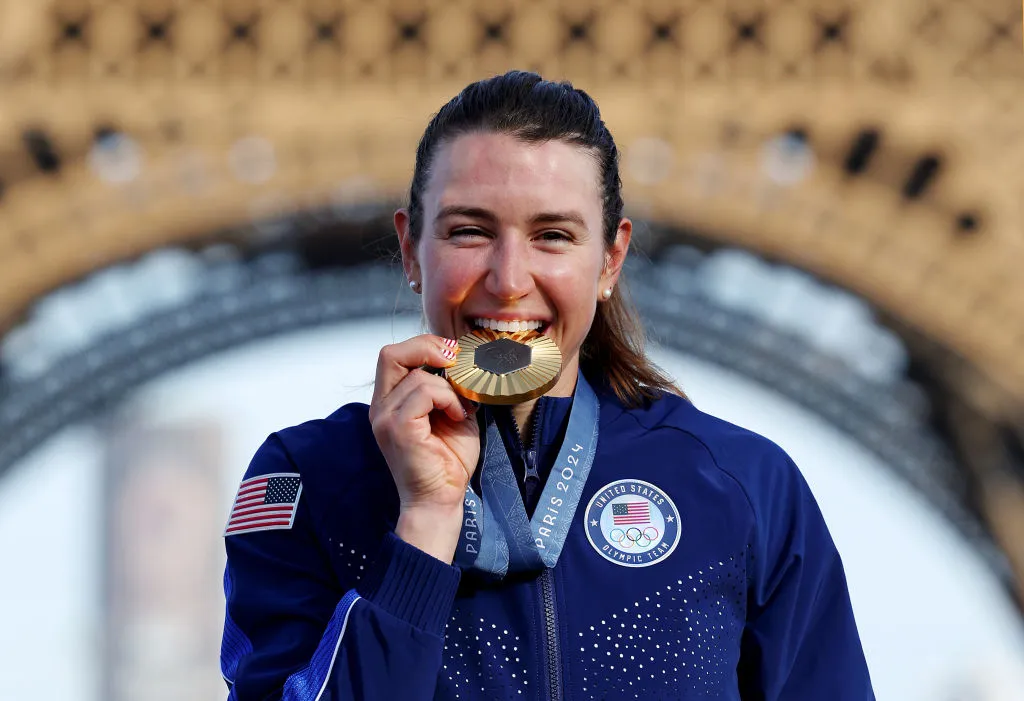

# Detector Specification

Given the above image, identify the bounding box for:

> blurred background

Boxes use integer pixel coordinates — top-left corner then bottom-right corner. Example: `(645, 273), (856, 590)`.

(1, 1), (1023, 699)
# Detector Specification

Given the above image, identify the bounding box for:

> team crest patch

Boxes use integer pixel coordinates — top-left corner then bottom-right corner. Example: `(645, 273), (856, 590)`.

(584, 479), (680, 567)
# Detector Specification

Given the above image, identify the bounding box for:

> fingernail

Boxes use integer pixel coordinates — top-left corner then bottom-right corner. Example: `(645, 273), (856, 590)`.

(442, 347), (457, 361)
(444, 337), (459, 349)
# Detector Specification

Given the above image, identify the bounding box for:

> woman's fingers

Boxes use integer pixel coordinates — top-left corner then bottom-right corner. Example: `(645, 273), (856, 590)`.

(386, 368), (469, 426)
(370, 335), (459, 413)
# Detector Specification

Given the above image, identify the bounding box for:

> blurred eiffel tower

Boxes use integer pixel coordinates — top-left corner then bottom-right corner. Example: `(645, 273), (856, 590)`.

(0, 0), (1021, 616)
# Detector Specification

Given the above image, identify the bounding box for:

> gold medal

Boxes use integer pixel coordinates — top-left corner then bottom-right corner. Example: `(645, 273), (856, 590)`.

(446, 329), (562, 405)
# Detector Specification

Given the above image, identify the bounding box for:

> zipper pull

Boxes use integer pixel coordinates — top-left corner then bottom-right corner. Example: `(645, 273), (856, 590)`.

(524, 449), (540, 507)
(526, 449), (538, 474)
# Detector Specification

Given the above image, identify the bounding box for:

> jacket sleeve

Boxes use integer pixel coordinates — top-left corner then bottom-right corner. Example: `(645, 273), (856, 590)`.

(737, 448), (875, 700)
(221, 434), (461, 701)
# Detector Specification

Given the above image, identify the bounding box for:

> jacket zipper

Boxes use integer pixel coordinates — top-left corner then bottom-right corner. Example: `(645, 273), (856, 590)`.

(516, 405), (561, 698)
(510, 408), (542, 513)
(523, 405), (541, 511)
(541, 568), (562, 701)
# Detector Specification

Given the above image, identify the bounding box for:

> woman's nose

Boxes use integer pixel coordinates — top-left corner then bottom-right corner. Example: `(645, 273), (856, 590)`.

(484, 237), (533, 301)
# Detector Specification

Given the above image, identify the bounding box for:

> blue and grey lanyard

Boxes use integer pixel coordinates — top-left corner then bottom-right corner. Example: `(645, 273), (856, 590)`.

(455, 370), (600, 576)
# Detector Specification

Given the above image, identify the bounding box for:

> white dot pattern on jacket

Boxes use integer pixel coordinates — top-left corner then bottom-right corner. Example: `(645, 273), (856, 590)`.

(577, 553), (747, 699)
(436, 553), (746, 699)
(328, 538), (368, 583)
(440, 612), (530, 697)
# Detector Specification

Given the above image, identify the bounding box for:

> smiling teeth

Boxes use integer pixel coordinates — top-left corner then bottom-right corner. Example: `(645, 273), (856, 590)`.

(473, 318), (544, 332)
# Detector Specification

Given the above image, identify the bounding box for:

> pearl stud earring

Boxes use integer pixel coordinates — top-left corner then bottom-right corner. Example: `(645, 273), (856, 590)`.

(409, 280), (420, 292)
(602, 287), (613, 300)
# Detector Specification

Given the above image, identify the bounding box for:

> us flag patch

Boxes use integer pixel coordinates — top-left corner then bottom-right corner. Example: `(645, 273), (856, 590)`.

(225, 473), (302, 536)
(612, 501), (650, 525)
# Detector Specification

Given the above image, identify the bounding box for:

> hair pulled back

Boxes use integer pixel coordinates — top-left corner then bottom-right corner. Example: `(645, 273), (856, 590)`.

(407, 70), (684, 407)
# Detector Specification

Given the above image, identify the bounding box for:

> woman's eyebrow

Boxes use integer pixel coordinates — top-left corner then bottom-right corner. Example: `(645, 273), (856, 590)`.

(531, 211), (586, 228)
(435, 205), (498, 223)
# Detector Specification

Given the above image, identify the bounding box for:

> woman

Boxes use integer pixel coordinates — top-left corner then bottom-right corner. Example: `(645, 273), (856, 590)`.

(221, 71), (874, 700)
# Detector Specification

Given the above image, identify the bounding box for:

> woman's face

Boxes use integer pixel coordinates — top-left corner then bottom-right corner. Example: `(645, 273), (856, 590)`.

(396, 131), (631, 394)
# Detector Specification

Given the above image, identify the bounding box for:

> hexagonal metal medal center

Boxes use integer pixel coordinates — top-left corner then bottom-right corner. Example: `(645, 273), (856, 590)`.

(474, 338), (532, 376)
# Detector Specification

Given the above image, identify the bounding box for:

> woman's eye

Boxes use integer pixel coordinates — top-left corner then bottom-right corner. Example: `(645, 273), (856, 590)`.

(538, 230), (572, 242)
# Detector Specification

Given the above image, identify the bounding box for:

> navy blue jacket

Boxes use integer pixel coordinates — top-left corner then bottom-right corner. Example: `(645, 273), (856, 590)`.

(221, 380), (874, 700)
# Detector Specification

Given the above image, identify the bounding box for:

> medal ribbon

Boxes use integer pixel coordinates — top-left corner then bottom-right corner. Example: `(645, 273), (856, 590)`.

(454, 369), (600, 576)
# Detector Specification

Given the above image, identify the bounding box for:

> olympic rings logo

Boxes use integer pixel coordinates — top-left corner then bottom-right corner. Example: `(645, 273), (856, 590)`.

(607, 526), (660, 549)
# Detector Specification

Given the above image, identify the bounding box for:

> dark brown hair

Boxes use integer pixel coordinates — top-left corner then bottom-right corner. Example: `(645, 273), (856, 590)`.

(406, 71), (686, 407)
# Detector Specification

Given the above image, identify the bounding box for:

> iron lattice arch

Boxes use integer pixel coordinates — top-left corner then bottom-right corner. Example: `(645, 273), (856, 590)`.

(0, 0), (1020, 408)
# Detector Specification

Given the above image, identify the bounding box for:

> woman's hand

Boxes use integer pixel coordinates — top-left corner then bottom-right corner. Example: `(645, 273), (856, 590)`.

(369, 335), (479, 562)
